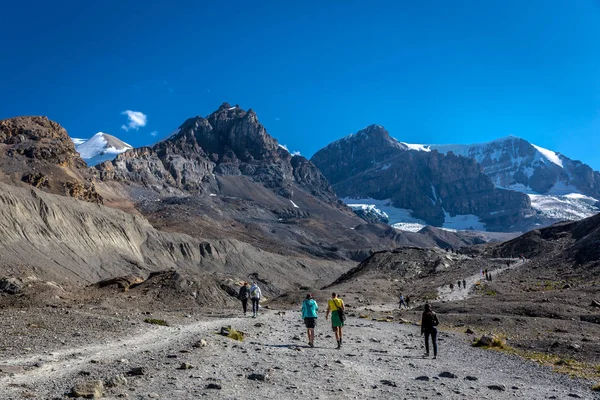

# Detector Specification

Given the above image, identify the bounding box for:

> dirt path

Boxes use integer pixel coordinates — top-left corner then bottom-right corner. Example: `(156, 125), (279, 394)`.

(0, 307), (595, 399)
(436, 258), (525, 302)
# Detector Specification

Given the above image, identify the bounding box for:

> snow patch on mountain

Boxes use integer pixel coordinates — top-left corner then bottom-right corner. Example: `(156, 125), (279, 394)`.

(402, 142), (431, 152)
(531, 144), (563, 168)
(392, 222), (427, 232)
(342, 198), (426, 225)
(73, 133), (132, 165)
(442, 210), (486, 231)
(529, 193), (599, 221)
(347, 203), (390, 224)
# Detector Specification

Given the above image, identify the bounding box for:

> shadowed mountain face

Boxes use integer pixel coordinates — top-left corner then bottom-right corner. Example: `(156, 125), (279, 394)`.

(311, 125), (534, 232)
(492, 212), (600, 269)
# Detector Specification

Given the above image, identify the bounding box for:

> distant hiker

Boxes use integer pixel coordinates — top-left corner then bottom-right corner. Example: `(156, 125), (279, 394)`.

(421, 303), (440, 359)
(449, 283), (454, 291)
(405, 295), (411, 308)
(462, 279), (466, 289)
(399, 294), (408, 309)
(488, 273), (492, 282)
(238, 282), (250, 315)
(326, 292), (345, 349)
(301, 294), (318, 347)
(484, 269), (488, 275)
(457, 280), (461, 289)
(506, 260), (510, 268)
(250, 282), (262, 318)
(480, 268), (484, 276)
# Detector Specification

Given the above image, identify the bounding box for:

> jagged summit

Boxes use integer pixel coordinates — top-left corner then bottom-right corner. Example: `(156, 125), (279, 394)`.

(97, 103), (338, 204)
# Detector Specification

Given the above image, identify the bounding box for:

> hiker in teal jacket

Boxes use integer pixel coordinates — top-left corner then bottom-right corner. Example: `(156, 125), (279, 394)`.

(301, 294), (319, 347)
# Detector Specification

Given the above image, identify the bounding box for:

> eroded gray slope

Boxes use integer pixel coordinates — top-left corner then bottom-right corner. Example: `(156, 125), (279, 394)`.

(0, 182), (351, 296)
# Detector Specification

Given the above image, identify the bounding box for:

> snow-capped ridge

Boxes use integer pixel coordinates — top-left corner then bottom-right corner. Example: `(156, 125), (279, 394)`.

(73, 132), (132, 166)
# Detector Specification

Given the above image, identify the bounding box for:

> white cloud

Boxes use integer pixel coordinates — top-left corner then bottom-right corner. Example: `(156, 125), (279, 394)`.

(150, 131), (158, 137)
(292, 151), (301, 156)
(121, 110), (147, 131)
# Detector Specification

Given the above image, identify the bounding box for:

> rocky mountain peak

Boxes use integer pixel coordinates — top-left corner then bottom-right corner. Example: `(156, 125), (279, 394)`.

(0, 116), (102, 203)
(347, 124), (407, 150)
(98, 103), (339, 205)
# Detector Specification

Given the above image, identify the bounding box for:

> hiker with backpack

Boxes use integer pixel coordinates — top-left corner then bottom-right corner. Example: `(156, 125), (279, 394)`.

(250, 282), (262, 318)
(238, 282), (250, 315)
(325, 292), (345, 349)
(421, 303), (440, 359)
(301, 294), (318, 347)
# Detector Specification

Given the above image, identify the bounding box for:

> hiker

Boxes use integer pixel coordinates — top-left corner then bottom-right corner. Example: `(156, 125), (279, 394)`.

(421, 303), (440, 359)
(488, 273), (492, 282)
(399, 294), (407, 309)
(325, 292), (345, 349)
(449, 283), (454, 291)
(506, 260), (510, 268)
(238, 282), (250, 315)
(457, 280), (461, 289)
(480, 268), (484, 276)
(301, 294), (318, 347)
(405, 295), (411, 308)
(462, 279), (466, 289)
(250, 282), (262, 318)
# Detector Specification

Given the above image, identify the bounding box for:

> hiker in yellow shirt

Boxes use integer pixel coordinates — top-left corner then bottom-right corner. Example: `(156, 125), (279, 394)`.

(325, 292), (345, 349)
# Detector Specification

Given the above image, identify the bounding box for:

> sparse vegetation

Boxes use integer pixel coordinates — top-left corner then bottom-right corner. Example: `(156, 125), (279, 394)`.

(144, 318), (169, 326)
(217, 325), (245, 341)
(592, 382), (600, 391)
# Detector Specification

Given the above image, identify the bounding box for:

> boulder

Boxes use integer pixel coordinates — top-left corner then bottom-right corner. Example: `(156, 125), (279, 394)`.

(71, 380), (103, 399)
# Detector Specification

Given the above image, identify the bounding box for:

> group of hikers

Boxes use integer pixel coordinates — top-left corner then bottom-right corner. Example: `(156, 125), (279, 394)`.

(238, 282), (440, 357)
(237, 282), (262, 318)
(449, 279), (468, 291)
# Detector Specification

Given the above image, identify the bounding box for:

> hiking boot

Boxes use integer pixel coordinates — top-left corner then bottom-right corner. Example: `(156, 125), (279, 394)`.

(309, 342), (314, 348)
(423, 353), (429, 358)
(433, 355), (437, 359)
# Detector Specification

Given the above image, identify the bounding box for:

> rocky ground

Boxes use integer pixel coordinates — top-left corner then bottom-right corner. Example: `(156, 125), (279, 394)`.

(0, 297), (598, 399)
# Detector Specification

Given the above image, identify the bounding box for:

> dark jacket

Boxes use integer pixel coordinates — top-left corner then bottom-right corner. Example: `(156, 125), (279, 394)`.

(421, 311), (439, 333)
(238, 286), (250, 300)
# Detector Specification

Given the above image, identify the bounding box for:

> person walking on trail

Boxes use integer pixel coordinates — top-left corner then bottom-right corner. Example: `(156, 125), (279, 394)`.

(238, 282), (250, 315)
(462, 279), (466, 289)
(399, 294), (408, 309)
(406, 295), (411, 308)
(250, 282), (262, 318)
(457, 280), (461, 289)
(301, 294), (318, 347)
(421, 303), (440, 359)
(326, 292), (345, 349)
(449, 283), (454, 291)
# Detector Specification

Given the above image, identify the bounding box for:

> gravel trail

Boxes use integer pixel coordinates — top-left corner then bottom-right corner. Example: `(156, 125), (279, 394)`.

(0, 306), (596, 399)
(437, 258), (526, 302)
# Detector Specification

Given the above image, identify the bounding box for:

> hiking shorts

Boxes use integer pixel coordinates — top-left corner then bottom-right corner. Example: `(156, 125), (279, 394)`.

(331, 310), (344, 328)
(304, 317), (317, 328)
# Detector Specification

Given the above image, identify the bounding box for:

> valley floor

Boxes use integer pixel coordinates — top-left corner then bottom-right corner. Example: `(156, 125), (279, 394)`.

(0, 305), (597, 399)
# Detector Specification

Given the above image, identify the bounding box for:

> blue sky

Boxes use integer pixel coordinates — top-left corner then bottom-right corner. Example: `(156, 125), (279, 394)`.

(1, 1), (599, 169)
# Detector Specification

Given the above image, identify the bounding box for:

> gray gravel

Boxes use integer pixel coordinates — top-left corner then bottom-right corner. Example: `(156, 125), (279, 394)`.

(0, 308), (597, 399)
